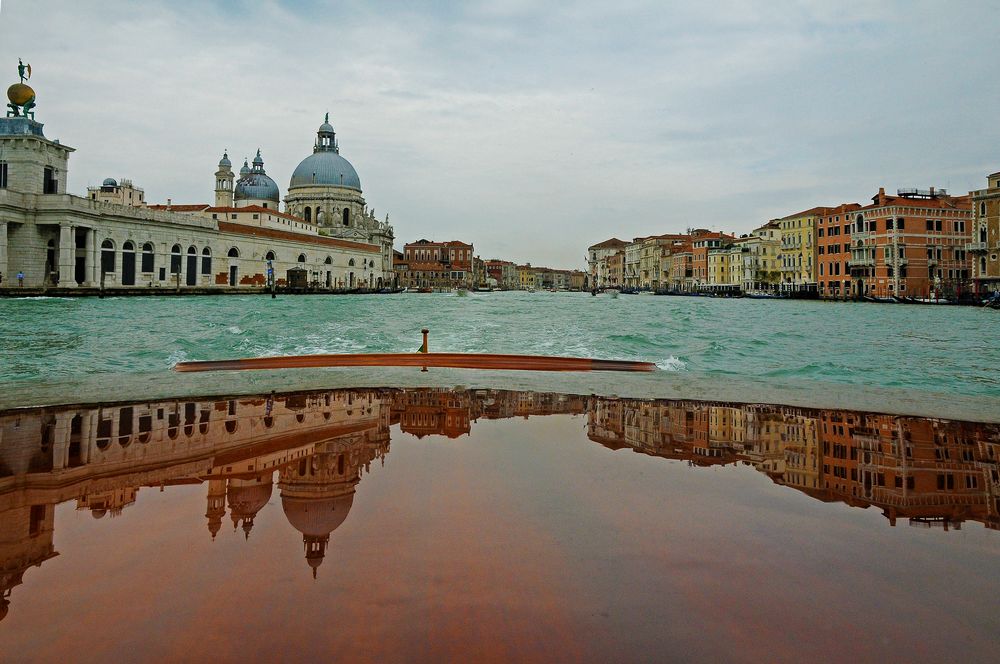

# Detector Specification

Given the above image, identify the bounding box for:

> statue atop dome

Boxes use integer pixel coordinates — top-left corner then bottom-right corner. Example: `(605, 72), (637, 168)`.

(7, 59), (36, 119)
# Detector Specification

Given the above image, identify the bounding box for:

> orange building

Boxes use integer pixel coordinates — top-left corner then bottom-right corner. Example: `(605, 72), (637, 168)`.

(395, 239), (474, 289)
(690, 231), (733, 289)
(607, 250), (624, 287)
(849, 188), (972, 299)
(817, 203), (861, 299)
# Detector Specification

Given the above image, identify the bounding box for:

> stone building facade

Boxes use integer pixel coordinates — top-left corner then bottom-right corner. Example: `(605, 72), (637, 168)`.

(971, 169), (1000, 292)
(0, 92), (395, 293)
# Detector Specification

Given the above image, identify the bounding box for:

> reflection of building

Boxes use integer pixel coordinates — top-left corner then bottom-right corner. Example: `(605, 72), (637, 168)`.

(1, 388), (998, 621)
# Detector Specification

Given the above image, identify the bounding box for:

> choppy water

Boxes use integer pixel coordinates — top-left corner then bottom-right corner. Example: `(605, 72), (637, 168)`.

(0, 292), (997, 414)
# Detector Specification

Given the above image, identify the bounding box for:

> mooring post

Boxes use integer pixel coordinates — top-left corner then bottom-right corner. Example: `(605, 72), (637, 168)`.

(420, 329), (429, 354)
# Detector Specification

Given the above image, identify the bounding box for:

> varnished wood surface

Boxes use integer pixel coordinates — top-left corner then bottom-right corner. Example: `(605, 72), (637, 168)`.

(174, 352), (657, 373)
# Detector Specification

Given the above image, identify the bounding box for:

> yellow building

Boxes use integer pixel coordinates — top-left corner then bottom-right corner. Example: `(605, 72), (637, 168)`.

(516, 264), (536, 289)
(778, 207), (829, 291)
(971, 169), (1000, 291)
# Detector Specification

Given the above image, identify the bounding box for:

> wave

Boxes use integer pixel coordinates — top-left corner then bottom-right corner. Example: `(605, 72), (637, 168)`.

(656, 356), (687, 372)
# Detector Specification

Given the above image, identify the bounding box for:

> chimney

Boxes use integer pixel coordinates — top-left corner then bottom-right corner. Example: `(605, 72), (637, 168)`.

(929, 186), (936, 197)
(166, 198), (172, 210)
(877, 187), (886, 205)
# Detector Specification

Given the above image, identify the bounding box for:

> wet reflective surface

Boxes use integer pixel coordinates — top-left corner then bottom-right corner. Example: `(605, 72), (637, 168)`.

(1, 389), (998, 662)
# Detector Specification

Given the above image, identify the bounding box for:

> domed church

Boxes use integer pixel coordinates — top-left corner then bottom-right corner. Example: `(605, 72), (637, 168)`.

(284, 115), (393, 252)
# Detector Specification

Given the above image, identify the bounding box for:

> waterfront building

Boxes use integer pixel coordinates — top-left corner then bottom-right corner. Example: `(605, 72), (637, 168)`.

(0, 72), (395, 293)
(778, 207), (829, 294)
(691, 230), (732, 290)
(568, 270), (587, 290)
(516, 264), (536, 289)
(849, 187), (972, 298)
(485, 259), (519, 289)
(668, 243), (693, 291)
(638, 234), (687, 290)
(587, 238), (626, 287)
(394, 239), (474, 289)
(607, 250), (624, 288)
(726, 239), (745, 288)
(741, 220), (782, 293)
(817, 203), (861, 299)
(706, 244), (731, 287)
(623, 238), (644, 288)
(970, 170), (1000, 293)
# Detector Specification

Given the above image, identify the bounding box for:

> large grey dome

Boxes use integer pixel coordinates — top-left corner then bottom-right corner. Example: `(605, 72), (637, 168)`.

(289, 152), (361, 191)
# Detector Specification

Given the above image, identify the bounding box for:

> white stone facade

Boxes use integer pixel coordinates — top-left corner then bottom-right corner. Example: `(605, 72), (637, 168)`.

(0, 111), (396, 292)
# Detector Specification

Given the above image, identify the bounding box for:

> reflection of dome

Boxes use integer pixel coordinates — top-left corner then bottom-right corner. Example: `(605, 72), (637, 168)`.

(7, 83), (34, 106)
(281, 493), (354, 537)
(281, 492), (354, 578)
(289, 152), (361, 191)
(91, 508), (107, 519)
(0, 598), (8, 622)
(227, 476), (274, 538)
(235, 149), (279, 203)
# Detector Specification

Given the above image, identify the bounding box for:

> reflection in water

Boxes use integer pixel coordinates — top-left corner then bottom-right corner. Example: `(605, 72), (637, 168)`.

(1, 389), (998, 623)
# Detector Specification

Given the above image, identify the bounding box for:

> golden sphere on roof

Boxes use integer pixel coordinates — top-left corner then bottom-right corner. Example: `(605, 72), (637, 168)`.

(7, 83), (34, 106)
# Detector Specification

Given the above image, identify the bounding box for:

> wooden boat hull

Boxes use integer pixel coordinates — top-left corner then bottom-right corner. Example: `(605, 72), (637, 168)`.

(174, 352), (658, 373)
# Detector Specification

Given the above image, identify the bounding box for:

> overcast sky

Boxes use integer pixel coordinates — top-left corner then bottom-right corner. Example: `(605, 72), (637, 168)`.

(2, 1), (998, 268)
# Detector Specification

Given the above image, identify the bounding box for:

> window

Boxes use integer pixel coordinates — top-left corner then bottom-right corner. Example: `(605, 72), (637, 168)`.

(0, 161), (7, 188)
(265, 250), (276, 261)
(981, 202), (987, 216)
(170, 244), (182, 274)
(100, 239), (115, 273)
(227, 247), (239, 258)
(886, 218), (893, 230)
(897, 218), (904, 230)
(201, 247), (212, 275)
(304, 207), (311, 222)
(935, 219), (942, 231)
(343, 208), (350, 226)
(43, 166), (57, 194)
(141, 243), (154, 272)
(297, 253), (306, 263)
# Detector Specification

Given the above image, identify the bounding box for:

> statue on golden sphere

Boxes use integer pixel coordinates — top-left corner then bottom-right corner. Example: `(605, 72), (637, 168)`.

(7, 59), (36, 119)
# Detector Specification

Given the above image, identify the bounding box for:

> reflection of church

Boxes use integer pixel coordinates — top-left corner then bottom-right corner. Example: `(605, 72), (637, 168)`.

(1, 388), (999, 622)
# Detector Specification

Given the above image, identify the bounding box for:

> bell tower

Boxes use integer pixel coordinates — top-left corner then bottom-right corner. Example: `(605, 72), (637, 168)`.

(214, 150), (234, 207)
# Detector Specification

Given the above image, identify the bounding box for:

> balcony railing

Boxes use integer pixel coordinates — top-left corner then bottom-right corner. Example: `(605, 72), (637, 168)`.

(967, 241), (987, 253)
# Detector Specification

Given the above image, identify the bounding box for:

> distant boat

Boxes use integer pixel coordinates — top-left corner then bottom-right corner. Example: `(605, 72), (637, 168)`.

(607, 289), (619, 299)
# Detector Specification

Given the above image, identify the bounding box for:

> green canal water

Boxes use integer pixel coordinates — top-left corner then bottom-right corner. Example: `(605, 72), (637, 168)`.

(0, 292), (997, 417)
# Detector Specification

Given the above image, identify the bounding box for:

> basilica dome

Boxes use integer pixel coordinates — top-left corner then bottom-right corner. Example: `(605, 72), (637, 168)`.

(281, 492), (354, 537)
(288, 115), (361, 192)
(234, 149), (279, 203)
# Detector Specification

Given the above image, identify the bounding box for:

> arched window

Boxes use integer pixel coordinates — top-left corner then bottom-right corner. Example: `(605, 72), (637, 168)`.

(227, 247), (239, 258)
(100, 239), (115, 273)
(297, 253), (306, 263)
(122, 241), (135, 252)
(187, 245), (197, 255)
(201, 247), (212, 275)
(324, 256), (332, 265)
(315, 209), (324, 224)
(348, 258), (355, 267)
(170, 244), (182, 274)
(304, 206), (312, 222)
(141, 242), (154, 272)
(265, 250), (276, 261)
(343, 208), (350, 226)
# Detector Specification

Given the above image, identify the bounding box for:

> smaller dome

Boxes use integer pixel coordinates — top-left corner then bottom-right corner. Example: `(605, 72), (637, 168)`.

(219, 151), (232, 168)
(239, 159), (250, 176)
(102, 177), (118, 187)
(235, 150), (280, 203)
